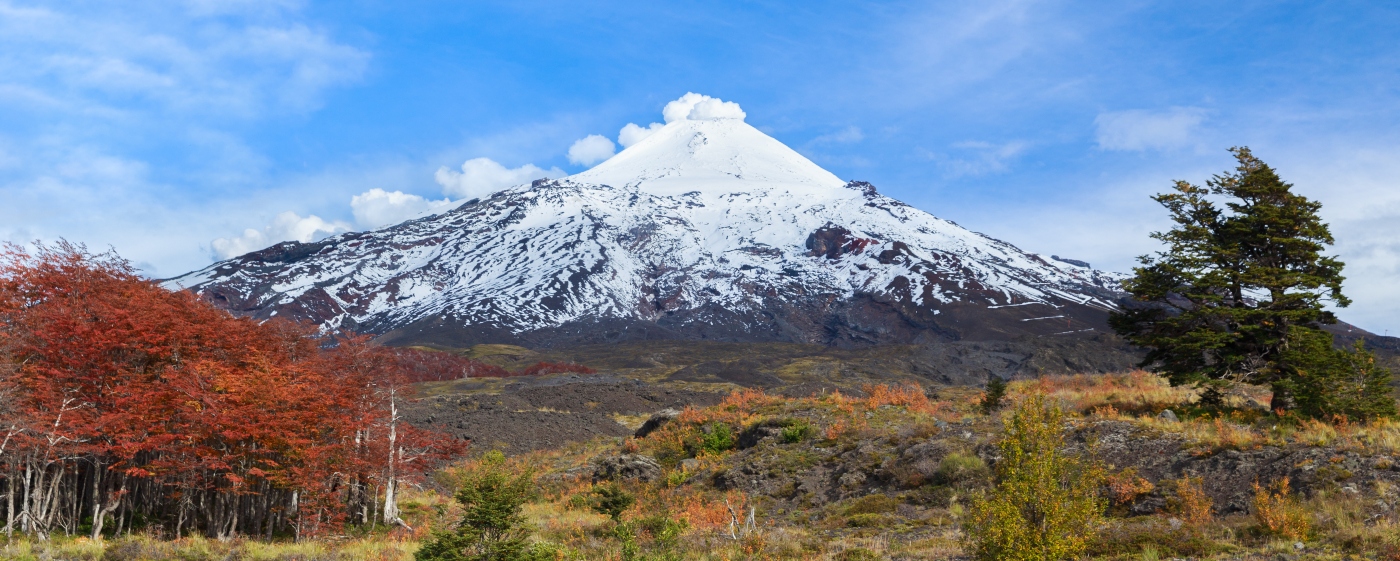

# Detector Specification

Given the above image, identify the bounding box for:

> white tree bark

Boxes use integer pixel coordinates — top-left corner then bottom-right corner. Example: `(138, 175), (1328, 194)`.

(381, 387), (412, 531)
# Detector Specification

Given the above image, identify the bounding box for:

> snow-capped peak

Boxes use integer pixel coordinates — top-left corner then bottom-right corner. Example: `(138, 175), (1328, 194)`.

(573, 118), (846, 196)
(168, 103), (1126, 348)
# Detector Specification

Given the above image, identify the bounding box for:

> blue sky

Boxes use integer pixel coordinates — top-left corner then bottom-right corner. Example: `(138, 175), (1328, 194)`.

(3, 0), (1400, 333)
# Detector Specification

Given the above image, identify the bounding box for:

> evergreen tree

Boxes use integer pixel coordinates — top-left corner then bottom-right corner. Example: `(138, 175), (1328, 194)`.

(417, 451), (543, 561)
(980, 376), (1007, 414)
(1284, 331), (1397, 420)
(1109, 147), (1374, 412)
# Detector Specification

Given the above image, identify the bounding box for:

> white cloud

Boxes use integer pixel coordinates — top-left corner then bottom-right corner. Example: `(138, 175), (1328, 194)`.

(350, 188), (455, 229)
(566, 134), (616, 166)
(210, 210), (348, 259)
(433, 157), (564, 199)
(0, 3), (368, 117)
(810, 126), (864, 145)
(661, 92), (746, 123)
(928, 140), (1028, 178)
(618, 122), (664, 148)
(1094, 107), (1207, 151)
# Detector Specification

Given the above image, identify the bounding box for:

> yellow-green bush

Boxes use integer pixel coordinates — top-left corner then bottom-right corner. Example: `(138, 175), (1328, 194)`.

(963, 394), (1105, 561)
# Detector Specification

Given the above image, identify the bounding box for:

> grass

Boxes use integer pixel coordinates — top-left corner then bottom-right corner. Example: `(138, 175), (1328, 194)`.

(1, 534), (419, 561)
(7, 371), (1399, 560)
(1020, 371), (1400, 456)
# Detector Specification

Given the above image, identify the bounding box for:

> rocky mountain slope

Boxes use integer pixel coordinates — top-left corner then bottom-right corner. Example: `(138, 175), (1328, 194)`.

(167, 115), (1128, 348)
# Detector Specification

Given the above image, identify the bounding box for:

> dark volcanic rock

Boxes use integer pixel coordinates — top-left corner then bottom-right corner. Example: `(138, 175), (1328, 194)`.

(634, 408), (681, 439)
(402, 380), (723, 455)
(591, 454), (663, 482)
(1077, 420), (1400, 515)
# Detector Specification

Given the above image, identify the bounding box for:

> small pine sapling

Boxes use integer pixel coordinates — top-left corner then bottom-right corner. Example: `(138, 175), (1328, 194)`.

(981, 376), (1007, 414)
(416, 451), (541, 561)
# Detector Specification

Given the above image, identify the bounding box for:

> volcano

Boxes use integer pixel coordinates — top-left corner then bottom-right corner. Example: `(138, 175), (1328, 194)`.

(168, 115), (1128, 349)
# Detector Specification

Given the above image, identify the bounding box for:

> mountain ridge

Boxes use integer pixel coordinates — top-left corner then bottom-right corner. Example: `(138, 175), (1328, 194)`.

(167, 117), (1130, 349)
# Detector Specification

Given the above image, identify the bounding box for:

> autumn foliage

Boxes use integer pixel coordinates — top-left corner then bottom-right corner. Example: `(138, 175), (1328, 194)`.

(0, 242), (463, 541)
(390, 347), (511, 381)
(388, 349), (594, 382)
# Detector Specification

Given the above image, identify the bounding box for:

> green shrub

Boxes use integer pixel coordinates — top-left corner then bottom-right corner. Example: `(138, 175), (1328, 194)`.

(781, 419), (815, 443)
(565, 492), (591, 511)
(963, 394), (1105, 561)
(919, 485), (957, 508)
(416, 452), (543, 561)
(933, 453), (990, 487)
(701, 423), (735, 454)
(845, 513), (894, 528)
(837, 547), (882, 560)
(1284, 333), (1397, 421)
(844, 493), (900, 515)
(638, 513), (688, 545)
(591, 483), (636, 523)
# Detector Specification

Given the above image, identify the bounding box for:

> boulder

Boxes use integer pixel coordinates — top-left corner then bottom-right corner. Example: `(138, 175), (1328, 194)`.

(1157, 409), (1179, 422)
(901, 441), (951, 480)
(737, 422), (785, 449)
(634, 408), (681, 438)
(591, 454), (662, 483)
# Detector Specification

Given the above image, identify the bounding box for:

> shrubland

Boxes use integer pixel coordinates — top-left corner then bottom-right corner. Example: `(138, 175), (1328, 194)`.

(6, 146), (1400, 559)
(2, 366), (1399, 559)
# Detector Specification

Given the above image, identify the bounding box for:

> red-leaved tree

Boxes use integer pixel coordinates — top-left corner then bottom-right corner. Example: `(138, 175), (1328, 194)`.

(0, 242), (461, 541)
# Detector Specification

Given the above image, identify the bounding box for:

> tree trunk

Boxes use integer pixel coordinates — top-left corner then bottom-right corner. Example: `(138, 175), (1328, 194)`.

(382, 388), (411, 531)
(90, 459), (104, 540)
(1270, 383), (1297, 413)
(5, 465), (15, 539)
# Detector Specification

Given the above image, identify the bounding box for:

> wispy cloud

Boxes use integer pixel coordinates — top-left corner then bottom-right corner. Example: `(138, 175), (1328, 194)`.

(350, 188), (455, 230)
(925, 140), (1029, 178)
(1094, 107), (1208, 152)
(210, 211), (347, 259)
(810, 126), (864, 145)
(434, 158), (564, 200)
(0, 1), (368, 117)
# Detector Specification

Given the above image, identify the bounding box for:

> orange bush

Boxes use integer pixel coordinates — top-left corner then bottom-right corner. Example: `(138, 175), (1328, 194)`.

(1106, 468), (1155, 505)
(1252, 477), (1310, 540)
(862, 383), (942, 416)
(824, 419), (848, 441)
(824, 389), (857, 415)
(720, 387), (779, 412)
(1172, 476), (1214, 528)
(1212, 418), (1260, 450)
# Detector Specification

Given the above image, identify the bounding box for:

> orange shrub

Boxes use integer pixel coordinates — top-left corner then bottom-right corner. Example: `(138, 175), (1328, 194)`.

(1252, 477), (1310, 540)
(1172, 476), (1214, 528)
(824, 389), (857, 415)
(1106, 468), (1155, 506)
(1212, 418), (1261, 450)
(862, 383), (940, 415)
(1016, 371), (1192, 415)
(720, 387), (779, 411)
(824, 419), (848, 441)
